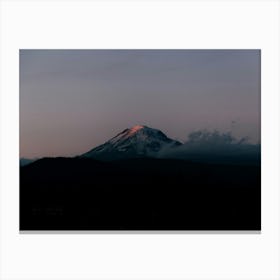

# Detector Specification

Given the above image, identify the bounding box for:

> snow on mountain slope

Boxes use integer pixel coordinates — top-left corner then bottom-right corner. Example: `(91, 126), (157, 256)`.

(81, 125), (182, 160)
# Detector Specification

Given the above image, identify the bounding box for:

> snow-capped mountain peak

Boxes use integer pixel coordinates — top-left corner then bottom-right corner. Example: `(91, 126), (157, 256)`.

(127, 125), (144, 134)
(81, 125), (182, 160)
(109, 125), (145, 145)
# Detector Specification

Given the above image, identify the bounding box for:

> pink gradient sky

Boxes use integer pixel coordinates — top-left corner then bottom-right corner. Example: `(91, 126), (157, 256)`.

(20, 50), (260, 158)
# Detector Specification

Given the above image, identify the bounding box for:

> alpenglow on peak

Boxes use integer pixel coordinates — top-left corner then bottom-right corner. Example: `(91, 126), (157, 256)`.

(81, 125), (182, 160)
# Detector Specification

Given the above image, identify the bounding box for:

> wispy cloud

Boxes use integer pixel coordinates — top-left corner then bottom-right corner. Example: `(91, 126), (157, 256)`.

(157, 130), (260, 164)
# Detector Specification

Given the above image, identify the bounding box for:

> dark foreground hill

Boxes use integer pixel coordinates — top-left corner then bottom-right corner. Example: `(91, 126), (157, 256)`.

(20, 157), (261, 230)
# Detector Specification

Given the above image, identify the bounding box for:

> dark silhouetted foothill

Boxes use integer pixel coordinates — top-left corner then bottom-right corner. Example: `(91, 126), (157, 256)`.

(20, 126), (261, 231)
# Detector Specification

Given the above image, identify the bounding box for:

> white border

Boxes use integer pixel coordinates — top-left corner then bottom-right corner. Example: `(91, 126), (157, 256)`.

(1, 1), (280, 279)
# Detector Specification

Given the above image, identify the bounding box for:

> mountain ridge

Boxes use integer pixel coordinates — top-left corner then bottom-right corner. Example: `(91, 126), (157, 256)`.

(81, 125), (182, 160)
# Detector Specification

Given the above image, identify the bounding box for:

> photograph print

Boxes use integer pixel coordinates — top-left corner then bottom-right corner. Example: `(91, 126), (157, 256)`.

(20, 49), (261, 231)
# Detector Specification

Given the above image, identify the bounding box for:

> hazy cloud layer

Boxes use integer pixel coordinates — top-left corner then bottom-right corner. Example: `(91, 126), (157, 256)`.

(158, 130), (260, 164)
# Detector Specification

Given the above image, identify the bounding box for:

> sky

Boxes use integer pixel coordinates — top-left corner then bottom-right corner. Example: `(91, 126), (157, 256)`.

(20, 50), (260, 158)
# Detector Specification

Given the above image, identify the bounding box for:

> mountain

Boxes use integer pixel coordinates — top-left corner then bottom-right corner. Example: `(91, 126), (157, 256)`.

(20, 158), (37, 166)
(81, 125), (182, 160)
(20, 156), (261, 230)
